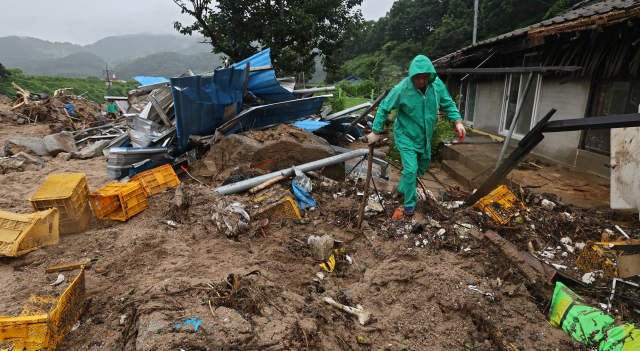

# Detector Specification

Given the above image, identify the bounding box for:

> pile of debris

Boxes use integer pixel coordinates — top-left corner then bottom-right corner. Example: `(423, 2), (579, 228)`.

(6, 83), (105, 129)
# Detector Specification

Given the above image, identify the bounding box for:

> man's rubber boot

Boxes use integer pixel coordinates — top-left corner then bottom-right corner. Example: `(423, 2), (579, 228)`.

(404, 206), (415, 216)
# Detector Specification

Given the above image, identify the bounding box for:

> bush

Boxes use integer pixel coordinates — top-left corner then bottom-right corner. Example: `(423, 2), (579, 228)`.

(337, 79), (376, 97)
(323, 96), (345, 113)
(384, 115), (457, 162)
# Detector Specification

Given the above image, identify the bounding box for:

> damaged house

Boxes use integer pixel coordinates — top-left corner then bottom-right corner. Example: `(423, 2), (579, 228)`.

(434, 0), (640, 184)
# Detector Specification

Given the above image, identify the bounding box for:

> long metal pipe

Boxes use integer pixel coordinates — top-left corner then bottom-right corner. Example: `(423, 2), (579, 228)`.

(293, 87), (337, 95)
(495, 72), (535, 170)
(472, 0), (479, 44)
(214, 149), (372, 195)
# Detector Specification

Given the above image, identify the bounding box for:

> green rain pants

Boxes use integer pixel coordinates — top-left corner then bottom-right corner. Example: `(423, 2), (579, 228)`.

(398, 147), (431, 207)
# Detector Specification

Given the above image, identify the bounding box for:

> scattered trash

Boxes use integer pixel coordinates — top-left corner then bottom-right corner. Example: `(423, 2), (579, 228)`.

(174, 317), (203, 332)
(541, 199), (556, 211)
(322, 297), (371, 325)
(50, 274), (65, 286)
(575, 241), (618, 281)
(308, 233), (334, 262)
(467, 285), (494, 301)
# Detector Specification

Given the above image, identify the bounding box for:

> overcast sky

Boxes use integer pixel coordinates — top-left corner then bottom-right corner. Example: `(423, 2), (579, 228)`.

(0, 0), (393, 45)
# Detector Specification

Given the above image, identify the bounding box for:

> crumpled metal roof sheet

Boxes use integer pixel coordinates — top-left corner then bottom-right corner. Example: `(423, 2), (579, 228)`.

(233, 48), (296, 102)
(170, 66), (247, 152)
(222, 95), (330, 136)
(133, 76), (169, 86)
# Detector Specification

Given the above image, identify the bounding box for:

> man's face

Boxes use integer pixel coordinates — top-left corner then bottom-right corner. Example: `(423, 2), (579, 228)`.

(412, 73), (431, 89)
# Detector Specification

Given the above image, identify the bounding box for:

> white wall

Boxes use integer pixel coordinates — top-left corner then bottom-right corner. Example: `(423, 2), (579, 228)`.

(472, 78), (505, 135)
(530, 76), (591, 165)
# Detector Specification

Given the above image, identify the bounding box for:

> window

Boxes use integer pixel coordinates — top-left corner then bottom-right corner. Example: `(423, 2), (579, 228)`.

(499, 54), (542, 138)
(582, 80), (640, 155)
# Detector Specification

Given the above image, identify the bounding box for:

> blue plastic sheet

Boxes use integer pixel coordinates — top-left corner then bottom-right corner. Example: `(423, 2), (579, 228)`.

(293, 181), (316, 210)
(293, 120), (330, 132)
(133, 76), (169, 86)
(170, 66), (248, 152)
(233, 48), (296, 102)
(63, 104), (76, 115)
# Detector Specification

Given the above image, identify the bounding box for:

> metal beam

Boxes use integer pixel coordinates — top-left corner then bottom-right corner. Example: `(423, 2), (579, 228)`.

(337, 90), (388, 144)
(465, 109), (557, 205)
(323, 102), (373, 121)
(542, 113), (640, 132)
(436, 66), (581, 74)
(495, 72), (535, 170)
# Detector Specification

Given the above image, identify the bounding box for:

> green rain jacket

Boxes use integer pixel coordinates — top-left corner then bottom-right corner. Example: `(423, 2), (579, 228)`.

(372, 55), (461, 155)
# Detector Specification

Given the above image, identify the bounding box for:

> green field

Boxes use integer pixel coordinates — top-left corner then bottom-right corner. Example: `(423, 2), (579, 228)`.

(0, 74), (138, 103)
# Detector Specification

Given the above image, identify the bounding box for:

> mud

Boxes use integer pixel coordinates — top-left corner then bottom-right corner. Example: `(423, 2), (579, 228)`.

(0, 113), (635, 351)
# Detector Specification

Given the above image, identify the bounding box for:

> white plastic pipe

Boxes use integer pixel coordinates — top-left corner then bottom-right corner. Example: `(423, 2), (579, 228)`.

(214, 149), (372, 195)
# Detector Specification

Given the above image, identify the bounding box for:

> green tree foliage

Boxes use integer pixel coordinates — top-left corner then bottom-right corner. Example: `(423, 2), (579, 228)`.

(327, 0), (582, 82)
(0, 62), (9, 78)
(172, 0), (364, 77)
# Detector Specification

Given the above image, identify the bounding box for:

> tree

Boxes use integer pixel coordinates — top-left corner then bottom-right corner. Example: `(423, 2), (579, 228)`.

(173, 0), (364, 76)
(0, 62), (9, 78)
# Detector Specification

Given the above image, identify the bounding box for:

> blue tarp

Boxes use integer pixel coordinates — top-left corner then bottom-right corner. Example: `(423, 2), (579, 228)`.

(293, 120), (330, 132)
(233, 48), (296, 102)
(133, 76), (169, 86)
(293, 181), (316, 210)
(63, 104), (76, 115)
(222, 95), (330, 136)
(170, 66), (248, 152)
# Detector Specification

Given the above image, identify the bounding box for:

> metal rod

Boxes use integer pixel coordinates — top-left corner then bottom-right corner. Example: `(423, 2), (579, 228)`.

(346, 156), (366, 179)
(357, 144), (375, 230)
(472, 0), (479, 45)
(437, 66), (580, 74)
(495, 72), (535, 171)
(293, 87), (336, 95)
(461, 52), (495, 81)
(214, 149), (374, 195)
(370, 175), (388, 218)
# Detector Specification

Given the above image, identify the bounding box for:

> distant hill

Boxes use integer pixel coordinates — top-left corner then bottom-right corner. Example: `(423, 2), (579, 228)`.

(17, 52), (106, 78)
(83, 34), (212, 64)
(0, 34), (212, 68)
(0, 36), (82, 66)
(115, 52), (226, 81)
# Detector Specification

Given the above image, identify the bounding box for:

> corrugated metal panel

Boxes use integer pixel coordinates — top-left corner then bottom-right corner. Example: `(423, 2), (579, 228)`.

(170, 66), (247, 152)
(222, 95), (330, 135)
(233, 48), (296, 102)
(133, 76), (169, 86)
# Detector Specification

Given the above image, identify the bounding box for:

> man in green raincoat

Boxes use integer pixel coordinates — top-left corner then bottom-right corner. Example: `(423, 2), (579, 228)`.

(368, 55), (465, 216)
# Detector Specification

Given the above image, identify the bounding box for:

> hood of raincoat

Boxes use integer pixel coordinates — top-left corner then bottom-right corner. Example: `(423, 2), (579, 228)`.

(408, 55), (437, 85)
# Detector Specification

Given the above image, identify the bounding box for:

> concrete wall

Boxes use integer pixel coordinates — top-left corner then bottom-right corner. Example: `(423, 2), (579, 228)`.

(472, 78), (506, 135)
(530, 76), (591, 165)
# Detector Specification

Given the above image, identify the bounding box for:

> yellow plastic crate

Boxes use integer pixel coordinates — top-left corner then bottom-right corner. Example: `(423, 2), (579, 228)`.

(473, 185), (525, 225)
(0, 267), (85, 350)
(129, 164), (180, 197)
(29, 174), (89, 222)
(254, 197), (301, 221)
(59, 202), (92, 234)
(88, 182), (148, 221)
(0, 209), (59, 257)
(576, 241), (618, 280)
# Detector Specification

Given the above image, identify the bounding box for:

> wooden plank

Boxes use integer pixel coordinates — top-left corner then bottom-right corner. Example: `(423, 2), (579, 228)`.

(46, 260), (94, 273)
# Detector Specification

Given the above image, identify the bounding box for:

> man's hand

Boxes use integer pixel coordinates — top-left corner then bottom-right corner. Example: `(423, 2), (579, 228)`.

(455, 121), (466, 143)
(367, 131), (380, 145)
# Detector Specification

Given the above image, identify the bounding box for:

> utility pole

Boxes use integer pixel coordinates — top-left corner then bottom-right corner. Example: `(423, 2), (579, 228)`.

(103, 63), (113, 95)
(472, 0), (479, 45)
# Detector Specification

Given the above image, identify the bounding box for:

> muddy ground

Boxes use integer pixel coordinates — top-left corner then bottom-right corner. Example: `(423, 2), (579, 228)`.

(0, 100), (638, 351)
